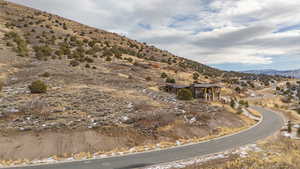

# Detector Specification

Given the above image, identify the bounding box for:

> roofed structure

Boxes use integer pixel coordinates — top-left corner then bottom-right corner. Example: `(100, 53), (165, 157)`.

(164, 83), (191, 94)
(163, 83), (223, 101)
(192, 83), (222, 101)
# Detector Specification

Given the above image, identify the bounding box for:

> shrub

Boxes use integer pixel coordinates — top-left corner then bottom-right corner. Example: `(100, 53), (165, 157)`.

(103, 49), (113, 57)
(63, 23), (67, 30)
(288, 121), (292, 133)
(88, 40), (97, 47)
(6, 42), (12, 47)
(239, 100), (249, 107)
(70, 60), (80, 67)
(166, 77), (176, 83)
(0, 81), (3, 92)
(145, 77), (152, 81)
(237, 108), (243, 115)
(51, 55), (57, 60)
(33, 45), (53, 60)
(230, 99), (236, 108)
(85, 57), (94, 63)
(295, 109), (300, 115)
(161, 72), (168, 79)
(5, 32), (28, 57)
(235, 87), (241, 93)
(85, 64), (91, 68)
(245, 101), (249, 107)
(41, 72), (50, 77)
(105, 57), (112, 62)
(125, 57), (133, 63)
(193, 72), (199, 80)
(59, 43), (71, 55)
(55, 50), (63, 56)
(177, 89), (193, 100)
(29, 80), (47, 94)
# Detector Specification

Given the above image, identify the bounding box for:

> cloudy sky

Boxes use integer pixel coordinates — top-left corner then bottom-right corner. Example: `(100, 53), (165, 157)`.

(8, 0), (300, 71)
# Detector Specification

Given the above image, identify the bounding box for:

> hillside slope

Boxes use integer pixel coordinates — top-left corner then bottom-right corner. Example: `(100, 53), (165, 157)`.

(0, 0), (277, 161)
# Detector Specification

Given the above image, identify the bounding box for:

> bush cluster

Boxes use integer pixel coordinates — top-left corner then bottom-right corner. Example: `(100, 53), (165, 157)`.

(29, 80), (47, 94)
(145, 77), (152, 81)
(70, 60), (80, 67)
(41, 72), (50, 77)
(33, 45), (53, 60)
(166, 77), (176, 83)
(177, 89), (193, 100)
(193, 72), (200, 80)
(0, 81), (3, 92)
(5, 32), (28, 57)
(161, 72), (168, 79)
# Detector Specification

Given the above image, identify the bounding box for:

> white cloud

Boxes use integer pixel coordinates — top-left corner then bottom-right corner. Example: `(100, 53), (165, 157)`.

(7, 0), (300, 69)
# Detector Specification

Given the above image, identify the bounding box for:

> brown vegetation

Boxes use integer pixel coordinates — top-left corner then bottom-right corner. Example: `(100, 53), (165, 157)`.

(181, 138), (300, 169)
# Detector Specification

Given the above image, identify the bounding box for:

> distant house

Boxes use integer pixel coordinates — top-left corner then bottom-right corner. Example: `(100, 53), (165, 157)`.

(163, 83), (222, 101)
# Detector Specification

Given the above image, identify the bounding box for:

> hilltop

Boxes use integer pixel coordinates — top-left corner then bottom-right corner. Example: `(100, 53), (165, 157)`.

(0, 0), (286, 161)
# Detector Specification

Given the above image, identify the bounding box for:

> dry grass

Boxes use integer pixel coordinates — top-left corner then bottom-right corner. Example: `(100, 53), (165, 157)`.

(181, 138), (300, 169)
(247, 108), (261, 118)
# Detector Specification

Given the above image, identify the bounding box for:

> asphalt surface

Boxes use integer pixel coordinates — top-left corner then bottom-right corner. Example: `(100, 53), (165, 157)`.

(9, 106), (284, 169)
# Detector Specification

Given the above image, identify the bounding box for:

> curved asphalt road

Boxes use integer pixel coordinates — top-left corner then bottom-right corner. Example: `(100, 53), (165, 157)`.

(9, 106), (284, 169)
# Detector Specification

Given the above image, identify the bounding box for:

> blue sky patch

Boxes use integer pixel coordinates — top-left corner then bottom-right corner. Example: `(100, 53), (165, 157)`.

(138, 23), (152, 30)
(275, 23), (300, 33)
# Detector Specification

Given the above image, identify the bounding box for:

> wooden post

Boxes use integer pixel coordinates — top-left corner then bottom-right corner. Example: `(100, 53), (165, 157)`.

(193, 87), (196, 98)
(212, 87), (215, 101)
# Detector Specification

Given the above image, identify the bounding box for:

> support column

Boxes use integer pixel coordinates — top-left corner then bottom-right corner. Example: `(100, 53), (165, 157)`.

(212, 88), (215, 101)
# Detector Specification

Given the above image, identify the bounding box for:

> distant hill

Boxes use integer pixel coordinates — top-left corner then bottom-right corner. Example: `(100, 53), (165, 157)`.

(243, 69), (300, 78)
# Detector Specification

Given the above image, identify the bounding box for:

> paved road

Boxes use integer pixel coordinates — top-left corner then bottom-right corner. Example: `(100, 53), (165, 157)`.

(10, 106), (284, 169)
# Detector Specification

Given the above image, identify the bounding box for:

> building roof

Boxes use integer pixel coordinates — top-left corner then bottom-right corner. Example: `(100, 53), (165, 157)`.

(165, 83), (222, 88)
(192, 83), (222, 88)
(165, 83), (191, 89)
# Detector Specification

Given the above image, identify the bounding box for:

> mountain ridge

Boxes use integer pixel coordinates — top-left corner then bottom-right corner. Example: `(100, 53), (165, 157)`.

(243, 69), (300, 78)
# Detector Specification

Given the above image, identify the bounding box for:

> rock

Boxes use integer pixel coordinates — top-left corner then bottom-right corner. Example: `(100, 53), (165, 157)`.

(121, 116), (134, 124)
(175, 109), (186, 116)
(294, 124), (300, 128)
(13, 118), (22, 122)
(91, 117), (105, 123)
(5, 107), (19, 114)
(189, 117), (196, 124)
(52, 107), (65, 113)
(127, 103), (134, 109)
(93, 111), (106, 117)
(19, 127), (32, 131)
